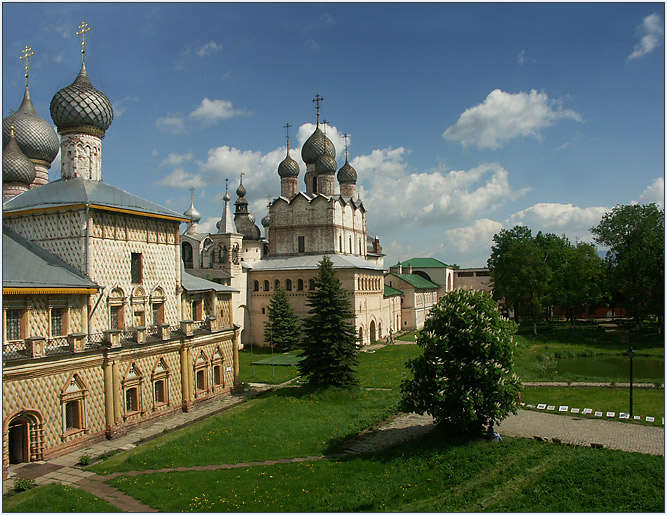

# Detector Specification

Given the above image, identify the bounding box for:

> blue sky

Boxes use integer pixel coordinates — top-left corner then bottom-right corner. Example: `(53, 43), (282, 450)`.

(3, 2), (664, 267)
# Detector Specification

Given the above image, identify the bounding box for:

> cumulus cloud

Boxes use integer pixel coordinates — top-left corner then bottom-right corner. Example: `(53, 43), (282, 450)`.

(443, 89), (582, 149)
(155, 168), (207, 188)
(161, 152), (193, 167)
(156, 115), (186, 134)
(189, 98), (247, 124)
(196, 40), (222, 57)
(113, 96), (139, 117)
(637, 177), (664, 207)
(628, 13), (664, 60)
(445, 219), (505, 254)
(508, 202), (609, 237)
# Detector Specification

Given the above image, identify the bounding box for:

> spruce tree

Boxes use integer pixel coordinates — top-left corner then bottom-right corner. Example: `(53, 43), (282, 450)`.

(264, 285), (301, 352)
(299, 255), (359, 387)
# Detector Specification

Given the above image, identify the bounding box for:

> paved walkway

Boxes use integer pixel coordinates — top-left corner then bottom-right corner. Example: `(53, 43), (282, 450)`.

(4, 376), (664, 511)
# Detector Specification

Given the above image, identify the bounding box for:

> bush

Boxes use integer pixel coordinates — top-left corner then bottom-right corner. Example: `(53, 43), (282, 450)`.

(401, 289), (522, 435)
(78, 454), (91, 466)
(13, 477), (35, 492)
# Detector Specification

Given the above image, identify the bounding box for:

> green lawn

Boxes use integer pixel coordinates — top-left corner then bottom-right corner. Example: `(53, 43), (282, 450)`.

(522, 386), (664, 421)
(3, 484), (118, 512)
(238, 347), (302, 385)
(107, 431), (664, 512)
(356, 344), (421, 388)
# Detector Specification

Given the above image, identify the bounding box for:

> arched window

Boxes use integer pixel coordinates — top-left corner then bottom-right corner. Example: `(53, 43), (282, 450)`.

(253, 281), (259, 292)
(263, 280), (270, 292)
(309, 279), (315, 290)
(275, 279), (280, 290)
(182, 242), (193, 269)
(297, 279), (304, 291)
(285, 279), (292, 291)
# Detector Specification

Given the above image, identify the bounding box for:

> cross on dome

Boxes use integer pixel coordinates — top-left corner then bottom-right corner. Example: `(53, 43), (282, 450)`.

(343, 133), (350, 160)
(312, 94), (323, 125)
(283, 122), (292, 151)
(76, 21), (91, 62)
(19, 45), (34, 86)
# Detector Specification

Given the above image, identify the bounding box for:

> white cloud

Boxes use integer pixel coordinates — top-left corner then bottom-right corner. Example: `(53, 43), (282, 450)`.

(189, 98), (246, 123)
(517, 49), (527, 65)
(445, 219), (505, 254)
(628, 13), (664, 60)
(161, 152), (193, 167)
(443, 89), (582, 149)
(113, 96), (139, 117)
(508, 202), (609, 238)
(637, 177), (664, 207)
(296, 123), (348, 160)
(196, 40), (222, 57)
(156, 115), (186, 134)
(155, 168), (206, 188)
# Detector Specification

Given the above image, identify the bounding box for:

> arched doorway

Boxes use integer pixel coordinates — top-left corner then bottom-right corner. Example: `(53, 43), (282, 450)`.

(370, 321), (376, 343)
(5, 411), (44, 465)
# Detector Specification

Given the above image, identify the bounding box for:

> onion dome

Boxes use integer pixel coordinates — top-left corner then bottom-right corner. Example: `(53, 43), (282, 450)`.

(301, 126), (336, 164)
(337, 159), (358, 184)
(278, 153), (300, 177)
(261, 213), (271, 227)
(50, 63), (113, 134)
(236, 180), (247, 200)
(315, 153), (337, 175)
(3, 126), (36, 185)
(183, 198), (201, 224)
(3, 87), (60, 164)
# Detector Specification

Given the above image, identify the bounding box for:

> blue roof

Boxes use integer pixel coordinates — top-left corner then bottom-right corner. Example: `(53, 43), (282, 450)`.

(3, 177), (188, 221)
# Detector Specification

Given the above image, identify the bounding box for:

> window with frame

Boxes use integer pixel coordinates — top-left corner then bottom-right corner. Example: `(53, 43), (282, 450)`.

(65, 401), (81, 431)
(263, 280), (269, 292)
(213, 366), (222, 386)
(212, 347), (224, 389)
(196, 370), (206, 391)
(152, 303), (164, 326)
(131, 253), (143, 283)
(50, 308), (64, 337)
(122, 363), (143, 417)
(285, 279), (292, 291)
(193, 351), (209, 397)
(154, 380), (166, 404)
(60, 373), (88, 437)
(5, 309), (22, 341)
(125, 387), (139, 413)
(297, 279), (304, 291)
(254, 281), (259, 292)
(151, 358), (170, 409)
(110, 305), (121, 330)
(298, 236), (305, 253)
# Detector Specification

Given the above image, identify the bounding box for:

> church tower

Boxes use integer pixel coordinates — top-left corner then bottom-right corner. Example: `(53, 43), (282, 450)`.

(301, 95), (337, 197)
(2, 45), (59, 190)
(50, 21), (113, 181)
(337, 133), (358, 199)
(278, 123), (299, 198)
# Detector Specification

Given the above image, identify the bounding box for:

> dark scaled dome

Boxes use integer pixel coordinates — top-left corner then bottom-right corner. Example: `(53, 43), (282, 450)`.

(3, 87), (60, 164)
(337, 160), (358, 184)
(236, 181), (247, 199)
(301, 126), (336, 164)
(315, 153), (337, 175)
(261, 213), (271, 227)
(278, 153), (300, 178)
(50, 63), (113, 133)
(3, 127), (36, 185)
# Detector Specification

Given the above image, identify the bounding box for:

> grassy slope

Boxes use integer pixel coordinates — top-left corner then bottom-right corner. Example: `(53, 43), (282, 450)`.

(3, 484), (119, 512)
(108, 432), (664, 512)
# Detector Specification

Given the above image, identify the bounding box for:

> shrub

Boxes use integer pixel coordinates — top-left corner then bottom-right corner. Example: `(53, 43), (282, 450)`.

(13, 477), (35, 492)
(401, 289), (522, 435)
(78, 454), (91, 466)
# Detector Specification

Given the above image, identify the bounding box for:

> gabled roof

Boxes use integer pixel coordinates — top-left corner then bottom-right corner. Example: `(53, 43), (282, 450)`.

(384, 285), (403, 297)
(395, 257), (450, 269)
(3, 177), (188, 222)
(391, 273), (439, 290)
(249, 253), (385, 272)
(3, 225), (99, 293)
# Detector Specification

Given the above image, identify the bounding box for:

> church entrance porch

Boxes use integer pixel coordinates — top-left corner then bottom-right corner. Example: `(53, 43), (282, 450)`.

(3, 410), (45, 478)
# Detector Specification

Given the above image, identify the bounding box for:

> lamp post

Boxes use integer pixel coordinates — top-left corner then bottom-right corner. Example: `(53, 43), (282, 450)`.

(627, 347), (635, 417)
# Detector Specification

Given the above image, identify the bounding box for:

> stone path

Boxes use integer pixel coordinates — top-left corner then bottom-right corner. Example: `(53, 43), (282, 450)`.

(5, 373), (664, 511)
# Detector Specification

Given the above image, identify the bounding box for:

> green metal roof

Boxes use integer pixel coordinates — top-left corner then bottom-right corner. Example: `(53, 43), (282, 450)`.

(384, 285), (403, 297)
(3, 225), (99, 291)
(395, 257), (450, 268)
(391, 273), (440, 289)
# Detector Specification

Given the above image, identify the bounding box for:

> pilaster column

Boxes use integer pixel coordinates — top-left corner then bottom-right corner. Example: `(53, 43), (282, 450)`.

(103, 357), (115, 437)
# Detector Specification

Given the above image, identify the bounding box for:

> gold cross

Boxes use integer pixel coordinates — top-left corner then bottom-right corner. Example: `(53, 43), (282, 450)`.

(19, 45), (34, 85)
(76, 21), (91, 62)
(312, 94), (323, 125)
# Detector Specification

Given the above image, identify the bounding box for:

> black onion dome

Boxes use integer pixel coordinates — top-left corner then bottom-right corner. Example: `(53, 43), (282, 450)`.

(3, 128), (36, 184)
(3, 87), (60, 163)
(301, 126), (336, 164)
(234, 216), (261, 240)
(315, 153), (337, 175)
(236, 181), (247, 199)
(337, 160), (357, 184)
(50, 63), (113, 133)
(261, 213), (271, 227)
(278, 153), (300, 178)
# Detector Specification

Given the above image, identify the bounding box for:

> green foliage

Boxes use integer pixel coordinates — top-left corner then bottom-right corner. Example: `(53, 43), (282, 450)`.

(78, 453), (92, 466)
(4, 483), (118, 512)
(591, 203), (665, 327)
(263, 285), (301, 351)
(299, 255), (359, 387)
(12, 477), (35, 493)
(401, 289), (522, 434)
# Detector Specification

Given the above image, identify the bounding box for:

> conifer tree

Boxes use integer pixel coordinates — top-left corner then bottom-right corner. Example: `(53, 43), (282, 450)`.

(264, 285), (301, 352)
(299, 255), (359, 387)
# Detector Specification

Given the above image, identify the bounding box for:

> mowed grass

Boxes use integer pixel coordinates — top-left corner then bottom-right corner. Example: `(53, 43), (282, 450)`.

(522, 386), (665, 421)
(108, 431), (664, 512)
(3, 483), (119, 512)
(356, 344), (421, 388)
(238, 347), (302, 385)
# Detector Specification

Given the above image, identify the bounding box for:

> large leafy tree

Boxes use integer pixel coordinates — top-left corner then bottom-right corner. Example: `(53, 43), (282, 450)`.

(264, 285), (301, 351)
(556, 242), (605, 324)
(401, 289), (522, 435)
(298, 255), (359, 387)
(591, 203), (665, 329)
(488, 226), (551, 334)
